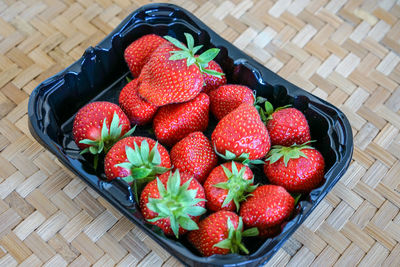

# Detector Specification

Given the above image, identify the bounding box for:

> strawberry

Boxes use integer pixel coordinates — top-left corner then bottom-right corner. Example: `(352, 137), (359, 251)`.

(202, 60), (227, 94)
(119, 78), (158, 125)
(264, 143), (325, 193)
(187, 210), (259, 256)
(124, 34), (168, 77)
(211, 103), (271, 161)
(209, 84), (255, 120)
(259, 102), (311, 146)
(153, 93), (210, 147)
(104, 136), (171, 199)
(170, 132), (217, 184)
(204, 162), (255, 212)
(140, 170), (206, 238)
(72, 101), (135, 168)
(240, 185), (294, 238)
(137, 33), (224, 106)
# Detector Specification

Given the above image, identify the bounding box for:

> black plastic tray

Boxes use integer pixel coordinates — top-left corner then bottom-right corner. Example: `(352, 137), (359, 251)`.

(28, 3), (353, 266)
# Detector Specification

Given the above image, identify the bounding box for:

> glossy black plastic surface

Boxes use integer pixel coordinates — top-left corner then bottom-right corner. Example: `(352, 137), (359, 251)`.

(28, 3), (353, 266)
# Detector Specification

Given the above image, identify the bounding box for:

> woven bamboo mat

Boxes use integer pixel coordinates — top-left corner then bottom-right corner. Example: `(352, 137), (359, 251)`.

(0, 0), (399, 266)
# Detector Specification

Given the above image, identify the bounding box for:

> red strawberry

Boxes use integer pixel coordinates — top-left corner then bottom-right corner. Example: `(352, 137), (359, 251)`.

(153, 93), (210, 147)
(264, 143), (325, 193)
(187, 210), (259, 256)
(104, 136), (171, 199)
(137, 33), (224, 106)
(140, 170), (206, 238)
(119, 78), (158, 125)
(170, 132), (217, 184)
(72, 101), (134, 167)
(209, 84), (255, 120)
(138, 42), (202, 106)
(259, 102), (311, 146)
(124, 34), (168, 77)
(212, 103), (271, 161)
(240, 185), (294, 237)
(204, 162), (255, 212)
(202, 60), (227, 94)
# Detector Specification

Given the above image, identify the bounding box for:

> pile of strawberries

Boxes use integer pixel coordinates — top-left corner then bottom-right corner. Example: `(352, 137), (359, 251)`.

(72, 33), (325, 257)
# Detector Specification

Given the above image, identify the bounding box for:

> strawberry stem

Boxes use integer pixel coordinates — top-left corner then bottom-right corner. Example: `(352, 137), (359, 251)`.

(93, 154), (98, 170)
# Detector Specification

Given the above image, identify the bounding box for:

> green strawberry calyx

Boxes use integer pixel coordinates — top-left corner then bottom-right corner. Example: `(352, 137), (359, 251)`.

(115, 140), (171, 201)
(79, 112), (136, 169)
(213, 162), (257, 212)
(257, 100), (291, 123)
(252, 93), (266, 109)
(214, 145), (265, 166)
(164, 33), (225, 78)
(214, 217), (258, 254)
(146, 170), (207, 238)
(265, 141), (315, 167)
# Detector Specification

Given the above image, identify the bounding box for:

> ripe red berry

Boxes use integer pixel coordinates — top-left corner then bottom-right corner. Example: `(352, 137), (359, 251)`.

(188, 210), (258, 256)
(204, 161), (255, 212)
(137, 33), (224, 106)
(104, 136), (170, 179)
(264, 144), (325, 193)
(212, 103), (271, 160)
(73, 101), (134, 168)
(140, 170), (206, 238)
(153, 93), (210, 147)
(240, 185), (294, 238)
(124, 34), (168, 77)
(209, 84), (255, 120)
(170, 132), (217, 184)
(119, 78), (158, 125)
(262, 105), (311, 146)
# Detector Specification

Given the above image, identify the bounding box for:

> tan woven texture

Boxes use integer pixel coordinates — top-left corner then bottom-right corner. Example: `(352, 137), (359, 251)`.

(0, 0), (399, 266)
